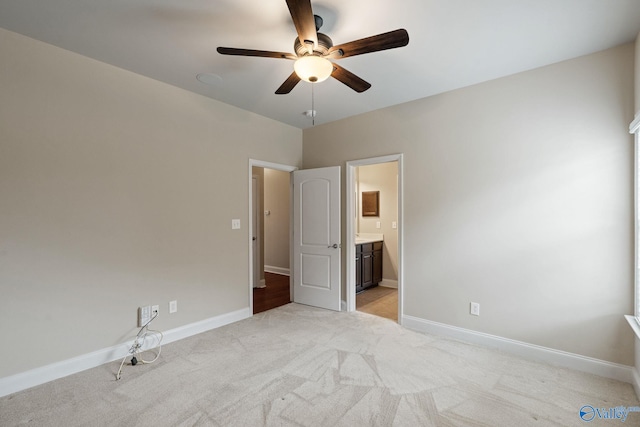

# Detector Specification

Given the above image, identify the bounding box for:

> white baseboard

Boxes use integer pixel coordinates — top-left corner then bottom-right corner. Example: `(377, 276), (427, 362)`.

(264, 265), (290, 276)
(0, 307), (252, 398)
(161, 307), (251, 346)
(380, 279), (398, 289)
(402, 315), (634, 384)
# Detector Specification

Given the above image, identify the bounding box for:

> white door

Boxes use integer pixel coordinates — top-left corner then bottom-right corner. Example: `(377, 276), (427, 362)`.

(293, 166), (341, 311)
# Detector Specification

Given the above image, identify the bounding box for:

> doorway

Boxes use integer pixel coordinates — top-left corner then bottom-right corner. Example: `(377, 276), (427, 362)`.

(249, 161), (342, 314)
(346, 155), (403, 323)
(249, 160), (297, 314)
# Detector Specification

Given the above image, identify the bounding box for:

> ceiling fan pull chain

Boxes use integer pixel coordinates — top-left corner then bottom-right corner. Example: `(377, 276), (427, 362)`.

(312, 83), (315, 126)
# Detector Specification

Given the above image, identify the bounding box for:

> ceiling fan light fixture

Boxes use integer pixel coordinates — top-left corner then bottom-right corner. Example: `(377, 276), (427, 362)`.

(294, 55), (333, 83)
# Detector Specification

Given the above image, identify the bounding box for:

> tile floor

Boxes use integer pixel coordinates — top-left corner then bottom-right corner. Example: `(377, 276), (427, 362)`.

(356, 285), (398, 321)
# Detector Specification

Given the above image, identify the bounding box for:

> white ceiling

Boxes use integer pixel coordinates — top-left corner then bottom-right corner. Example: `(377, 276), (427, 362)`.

(1, 0), (639, 129)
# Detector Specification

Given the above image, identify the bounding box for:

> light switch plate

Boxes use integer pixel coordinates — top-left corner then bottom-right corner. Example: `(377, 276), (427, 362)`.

(470, 302), (480, 316)
(231, 219), (241, 229)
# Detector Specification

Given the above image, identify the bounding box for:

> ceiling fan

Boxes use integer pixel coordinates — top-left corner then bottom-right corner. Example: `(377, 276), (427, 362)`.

(217, 0), (409, 94)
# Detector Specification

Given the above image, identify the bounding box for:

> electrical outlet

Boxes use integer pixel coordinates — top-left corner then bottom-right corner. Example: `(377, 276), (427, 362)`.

(231, 219), (241, 229)
(151, 305), (159, 318)
(138, 306), (151, 327)
(169, 300), (178, 314)
(376, 221), (381, 229)
(470, 302), (480, 316)
(392, 221), (397, 229)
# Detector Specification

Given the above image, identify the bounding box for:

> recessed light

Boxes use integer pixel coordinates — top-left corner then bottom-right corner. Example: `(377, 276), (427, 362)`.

(196, 73), (223, 85)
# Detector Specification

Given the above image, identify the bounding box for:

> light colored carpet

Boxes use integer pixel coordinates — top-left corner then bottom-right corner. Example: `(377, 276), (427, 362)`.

(1, 303), (637, 426)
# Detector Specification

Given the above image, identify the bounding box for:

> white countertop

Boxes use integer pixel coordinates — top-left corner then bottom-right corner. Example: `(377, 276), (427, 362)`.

(355, 233), (383, 245)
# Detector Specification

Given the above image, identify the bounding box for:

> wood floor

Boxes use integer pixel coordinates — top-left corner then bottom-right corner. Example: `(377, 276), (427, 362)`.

(356, 285), (398, 322)
(253, 272), (291, 314)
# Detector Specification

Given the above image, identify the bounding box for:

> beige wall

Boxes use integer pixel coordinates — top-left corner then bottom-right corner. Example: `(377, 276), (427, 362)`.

(357, 163), (398, 282)
(636, 32), (640, 115)
(0, 28), (302, 378)
(264, 168), (290, 272)
(304, 44), (635, 365)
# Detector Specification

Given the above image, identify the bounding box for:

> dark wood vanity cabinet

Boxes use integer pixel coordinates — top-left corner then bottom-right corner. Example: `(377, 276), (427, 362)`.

(372, 243), (382, 284)
(356, 241), (383, 293)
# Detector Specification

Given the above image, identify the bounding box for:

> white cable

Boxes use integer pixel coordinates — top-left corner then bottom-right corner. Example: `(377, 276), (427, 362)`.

(115, 354), (128, 381)
(137, 329), (163, 364)
(115, 312), (163, 380)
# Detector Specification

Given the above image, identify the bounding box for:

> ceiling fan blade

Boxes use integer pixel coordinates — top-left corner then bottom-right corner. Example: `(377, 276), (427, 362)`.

(328, 29), (409, 59)
(275, 72), (302, 94)
(285, 0), (317, 53)
(331, 63), (371, 93)
(217, 47), (296, 60)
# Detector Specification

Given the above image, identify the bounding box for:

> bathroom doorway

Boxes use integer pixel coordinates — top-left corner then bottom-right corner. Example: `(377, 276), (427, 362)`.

(346, 155), (403, 323)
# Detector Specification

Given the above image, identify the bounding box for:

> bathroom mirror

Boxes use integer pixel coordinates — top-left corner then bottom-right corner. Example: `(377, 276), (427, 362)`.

(362, 191), (379, 217)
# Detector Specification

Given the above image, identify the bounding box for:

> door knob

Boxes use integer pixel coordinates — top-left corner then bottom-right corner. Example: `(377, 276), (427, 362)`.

(328, 243), (339, 248)
(252, 237), (257, 241)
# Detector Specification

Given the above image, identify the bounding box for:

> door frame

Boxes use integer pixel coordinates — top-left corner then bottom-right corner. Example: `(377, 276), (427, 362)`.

(248, 159), (297, 313)
(346, 154), (404, 323)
